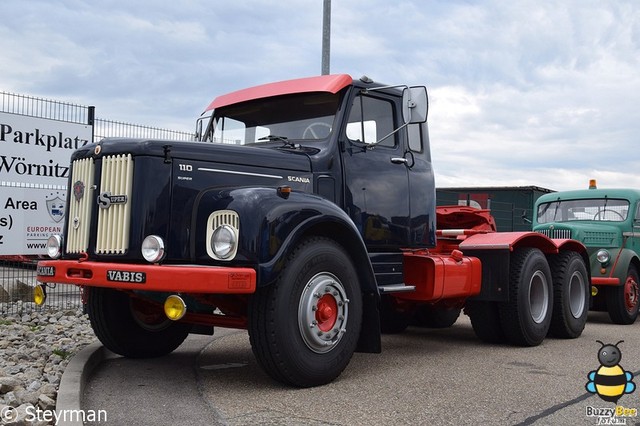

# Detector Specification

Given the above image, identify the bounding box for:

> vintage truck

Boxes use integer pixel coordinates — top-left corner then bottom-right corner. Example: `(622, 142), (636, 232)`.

(36, 74), (590, 387)
(533, 181), (640, 324)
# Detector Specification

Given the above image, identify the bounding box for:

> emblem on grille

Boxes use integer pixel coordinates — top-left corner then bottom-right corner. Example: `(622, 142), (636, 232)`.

(73, 181), (85, 201)
(97, 191), (128, 209)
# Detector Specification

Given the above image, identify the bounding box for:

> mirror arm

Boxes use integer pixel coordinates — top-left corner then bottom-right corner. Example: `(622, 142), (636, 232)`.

(367, 122), (409, 148)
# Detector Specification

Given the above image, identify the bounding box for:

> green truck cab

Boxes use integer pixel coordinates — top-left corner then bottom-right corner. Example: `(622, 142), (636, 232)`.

(533, 181), (640, 324)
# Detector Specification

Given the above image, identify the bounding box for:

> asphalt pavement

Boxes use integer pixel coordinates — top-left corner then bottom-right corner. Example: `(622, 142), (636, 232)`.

(77, 313), (640, 425)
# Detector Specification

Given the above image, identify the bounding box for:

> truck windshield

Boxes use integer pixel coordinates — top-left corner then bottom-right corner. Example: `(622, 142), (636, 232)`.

(537, 198), (630, 223)
(201, 92), (341, 145)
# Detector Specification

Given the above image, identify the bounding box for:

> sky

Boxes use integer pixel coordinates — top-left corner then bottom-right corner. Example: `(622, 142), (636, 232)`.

(1, 0), (639, 191)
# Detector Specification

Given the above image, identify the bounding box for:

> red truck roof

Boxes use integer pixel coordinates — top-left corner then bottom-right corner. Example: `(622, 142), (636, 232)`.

(205, 74), (353, 111)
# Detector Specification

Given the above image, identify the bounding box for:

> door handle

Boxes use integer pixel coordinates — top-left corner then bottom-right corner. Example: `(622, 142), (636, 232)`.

(391, 157), (408, 164)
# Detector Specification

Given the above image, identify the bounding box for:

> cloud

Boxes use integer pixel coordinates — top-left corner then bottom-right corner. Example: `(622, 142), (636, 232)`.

(1, 0), (639, 191)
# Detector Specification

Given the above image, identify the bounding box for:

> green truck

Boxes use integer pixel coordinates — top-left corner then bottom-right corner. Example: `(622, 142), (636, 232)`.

(533, 181), (640, 324)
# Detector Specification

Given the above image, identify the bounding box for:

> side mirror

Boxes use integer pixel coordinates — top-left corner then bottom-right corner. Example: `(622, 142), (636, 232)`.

(402, 86), (428, 124)
(195, 117), (204, 141)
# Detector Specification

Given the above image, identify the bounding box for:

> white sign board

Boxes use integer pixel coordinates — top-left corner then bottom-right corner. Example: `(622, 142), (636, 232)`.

(0, 112), (92, 254)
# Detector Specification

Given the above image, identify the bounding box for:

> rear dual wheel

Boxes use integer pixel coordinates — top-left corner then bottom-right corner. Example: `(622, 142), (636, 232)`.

(469, 248), (553, 346)
(548, 251), (589, 338)
(499, 248), (553, 346)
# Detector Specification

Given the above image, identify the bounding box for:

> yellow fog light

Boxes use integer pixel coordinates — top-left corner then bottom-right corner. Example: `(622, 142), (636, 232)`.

(34, 285), (47, 306)
(164, 295), (187, 321)
(591, 286), (599, 297)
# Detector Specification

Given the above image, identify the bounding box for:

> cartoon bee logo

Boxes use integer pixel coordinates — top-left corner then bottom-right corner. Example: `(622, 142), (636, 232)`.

(586, 340), (635, 403)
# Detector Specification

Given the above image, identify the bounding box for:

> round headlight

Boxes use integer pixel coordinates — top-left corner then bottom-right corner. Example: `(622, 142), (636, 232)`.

(142, 235), (165, 263)
(596, 249), (610, 265)
(211, 225), (237, 259)
(46, 235), (62, 259)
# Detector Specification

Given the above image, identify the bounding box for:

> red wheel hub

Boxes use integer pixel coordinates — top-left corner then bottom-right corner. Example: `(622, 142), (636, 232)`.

(316, 294), (338, 332)
(624, 276), (638, 312)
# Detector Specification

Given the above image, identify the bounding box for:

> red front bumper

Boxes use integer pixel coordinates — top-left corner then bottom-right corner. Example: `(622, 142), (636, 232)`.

(592, 277), (620, 286)
(36, 259), (256, 294)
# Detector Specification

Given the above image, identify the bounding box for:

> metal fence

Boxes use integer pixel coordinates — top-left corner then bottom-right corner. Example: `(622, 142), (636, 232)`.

(0, 258), (81, 317)
(0, 91), (92, 125)
(94, 118), (194, 142)
(1, 91), (195, 317)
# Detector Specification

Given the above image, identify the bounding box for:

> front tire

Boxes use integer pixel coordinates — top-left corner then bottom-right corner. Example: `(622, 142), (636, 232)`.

(499, 248), (553, 346)
(607, 265), (639, 325)
(248, 237), (362, 387)
(548, 251), (589, 338)
(86, 287), (191, 358)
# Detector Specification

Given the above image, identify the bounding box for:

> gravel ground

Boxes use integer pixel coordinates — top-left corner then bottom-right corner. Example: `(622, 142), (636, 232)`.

(0, 301), (97, 425)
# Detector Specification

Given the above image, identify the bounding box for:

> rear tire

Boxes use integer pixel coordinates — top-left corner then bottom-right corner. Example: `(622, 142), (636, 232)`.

(548, 252), (589, 338)
(248, 237), (362, 387)
(607, 265), (639, 325)
(466, 301), (506, 343)
(86, 287), (190, 358)
(499, 248), (553, 346)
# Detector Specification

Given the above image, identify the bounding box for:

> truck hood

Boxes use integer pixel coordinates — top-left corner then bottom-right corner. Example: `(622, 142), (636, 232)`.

(534, 222), (623, 248)
(73, 138), (312, 173)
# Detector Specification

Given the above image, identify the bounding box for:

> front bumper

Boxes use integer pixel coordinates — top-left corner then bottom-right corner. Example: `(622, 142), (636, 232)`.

(36, 260), (256, 294)
(591, 277), (619, 286)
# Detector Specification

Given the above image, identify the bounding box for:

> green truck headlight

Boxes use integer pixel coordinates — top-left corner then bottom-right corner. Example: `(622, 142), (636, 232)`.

(596, 249), (610, 265)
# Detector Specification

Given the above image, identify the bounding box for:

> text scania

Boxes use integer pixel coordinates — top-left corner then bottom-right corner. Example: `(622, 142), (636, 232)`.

(0, 156), (69, 178)
(0, 123), (89, 152)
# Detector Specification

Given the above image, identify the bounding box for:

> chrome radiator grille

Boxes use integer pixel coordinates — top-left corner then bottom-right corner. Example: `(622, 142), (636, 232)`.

(66, 158), (95, 253)
(536, 229), (572, 239)
(96, 154), (134, 254)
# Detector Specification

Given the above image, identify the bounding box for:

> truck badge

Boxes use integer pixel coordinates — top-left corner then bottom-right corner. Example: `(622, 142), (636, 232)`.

(98, 191), (128, 209)
(73, 181), (85, 201)
(287, 176), (311, 184)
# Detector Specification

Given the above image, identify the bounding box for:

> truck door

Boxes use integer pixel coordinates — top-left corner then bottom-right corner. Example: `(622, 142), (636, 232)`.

(340, 91), (410, 251)
(628, 201), (640, 253)
(405, 122), (437, 248)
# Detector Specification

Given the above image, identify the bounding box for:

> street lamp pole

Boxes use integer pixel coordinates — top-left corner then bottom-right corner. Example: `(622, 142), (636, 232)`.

(321, 0), (331, 75)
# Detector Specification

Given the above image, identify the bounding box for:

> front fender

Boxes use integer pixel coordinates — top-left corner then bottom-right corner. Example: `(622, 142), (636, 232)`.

(593, 248), (639, 285)
(192, 187), (377, 292)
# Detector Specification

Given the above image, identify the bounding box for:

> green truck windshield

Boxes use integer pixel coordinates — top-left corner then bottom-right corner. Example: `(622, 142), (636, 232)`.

(537, 198), (630, 223)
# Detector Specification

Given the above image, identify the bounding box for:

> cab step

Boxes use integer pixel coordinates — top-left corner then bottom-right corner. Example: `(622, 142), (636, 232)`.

(378, 284), (416, 294)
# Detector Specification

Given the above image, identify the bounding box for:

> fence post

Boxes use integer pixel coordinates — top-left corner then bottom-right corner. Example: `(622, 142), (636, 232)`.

(88, 106), (95, 142)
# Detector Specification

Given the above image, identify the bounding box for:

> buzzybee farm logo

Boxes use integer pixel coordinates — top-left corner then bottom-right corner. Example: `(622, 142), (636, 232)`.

(585, 340), (637, 424)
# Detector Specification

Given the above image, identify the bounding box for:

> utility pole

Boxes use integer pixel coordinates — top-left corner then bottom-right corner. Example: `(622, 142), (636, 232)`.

(321, 0), (331, 75)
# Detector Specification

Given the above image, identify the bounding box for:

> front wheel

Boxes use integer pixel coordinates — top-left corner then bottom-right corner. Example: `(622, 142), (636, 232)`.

(499, 248), (553, 346)
(248, 237), (362, 387)
(607, 265), (639, 325)
(86, 287), (191, 358)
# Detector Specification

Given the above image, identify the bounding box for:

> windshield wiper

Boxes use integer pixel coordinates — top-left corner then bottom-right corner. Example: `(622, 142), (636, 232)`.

(258, 134), (300, 149)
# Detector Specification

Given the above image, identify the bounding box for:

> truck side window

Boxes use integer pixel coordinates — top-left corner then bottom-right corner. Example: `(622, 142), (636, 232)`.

(346, 95), (396, 147)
